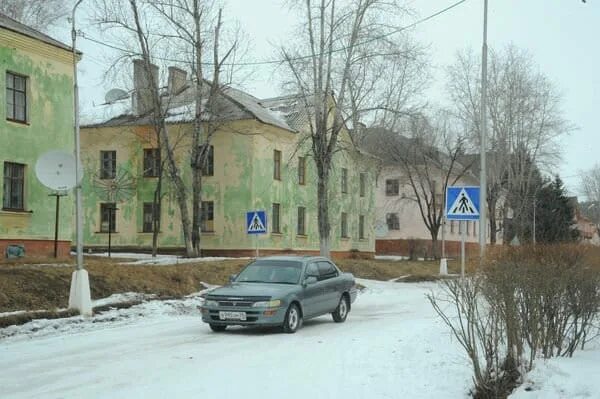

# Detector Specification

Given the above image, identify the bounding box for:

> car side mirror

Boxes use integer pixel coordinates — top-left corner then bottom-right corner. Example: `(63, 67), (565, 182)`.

(229, 274), (237, 283)
(304, 276), (318, 286)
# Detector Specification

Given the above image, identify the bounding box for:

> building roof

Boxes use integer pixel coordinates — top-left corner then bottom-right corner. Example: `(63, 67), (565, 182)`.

(82, 81), (298, 133)
(0, 12), (73, 52)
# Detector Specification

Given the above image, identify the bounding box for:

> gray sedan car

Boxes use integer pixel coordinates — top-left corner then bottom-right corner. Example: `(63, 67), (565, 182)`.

(200, 256), (357, 333)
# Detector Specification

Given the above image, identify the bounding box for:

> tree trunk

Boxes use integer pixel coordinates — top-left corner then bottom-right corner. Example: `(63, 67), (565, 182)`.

(151, 171), (162, 257)
(488, 196), (497, 245)
(430, 231), (439, 260)
(317, 166), (331, 258)
(191, 168), (202, 257)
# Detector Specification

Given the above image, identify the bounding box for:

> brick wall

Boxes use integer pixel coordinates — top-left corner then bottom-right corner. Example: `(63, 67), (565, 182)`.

(0, 239), (71, 259)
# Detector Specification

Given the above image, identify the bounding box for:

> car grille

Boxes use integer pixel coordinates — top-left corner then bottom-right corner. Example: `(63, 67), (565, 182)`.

(217, 301), (253, 307)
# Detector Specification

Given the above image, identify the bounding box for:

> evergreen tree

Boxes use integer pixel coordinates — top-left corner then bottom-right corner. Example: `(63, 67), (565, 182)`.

(534, 176), (579, 243)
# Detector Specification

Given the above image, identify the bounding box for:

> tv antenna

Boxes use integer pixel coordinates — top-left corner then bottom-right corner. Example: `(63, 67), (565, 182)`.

(35, 150), (80, 258)
(92, 167), (136, 257)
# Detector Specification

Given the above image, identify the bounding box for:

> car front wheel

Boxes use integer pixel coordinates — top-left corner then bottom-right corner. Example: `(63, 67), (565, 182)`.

(282, 303), (302, 333)
(209, 324), (227, 332)
(332, 295), (349, 323)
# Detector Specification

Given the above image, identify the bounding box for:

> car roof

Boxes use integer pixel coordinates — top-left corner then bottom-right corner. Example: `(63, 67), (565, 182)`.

(256, 255), (330, 264)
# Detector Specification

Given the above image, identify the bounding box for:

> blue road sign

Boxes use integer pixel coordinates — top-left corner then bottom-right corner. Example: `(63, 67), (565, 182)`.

(246, 210), (267, 234)
(446, 186), (480, 221)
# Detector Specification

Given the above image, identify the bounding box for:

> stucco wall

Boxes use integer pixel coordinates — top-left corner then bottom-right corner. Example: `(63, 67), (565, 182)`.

(80, 119), (376, 255)
(0, 27), (75, 253)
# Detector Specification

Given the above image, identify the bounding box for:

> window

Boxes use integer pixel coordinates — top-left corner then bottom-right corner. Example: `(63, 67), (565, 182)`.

(6, 72), (27, 123)
(466, 221), (470, 235)
(341, 212), (348, 238)
(473, 221), (477, 237)
(273, 149), (281, 180)
(2, 162), (25, 210)
(100, 203), (117, 233)
(201, 201), (214, 232)
(142, 202), (160, 233)
(297, 207), (306, 235)
(386, 213), (400, 230)
(360, 173), (366, 197)
(100, 151), (116, 179)
(386, 179), (399, 196)
(317, 261), (339, 281)
(341, 168), (348, 193)
(202, 145), (214, 176)
(450, 220), (455, 234)
(359, 215), (365, 239)
(306, 263), (319, 277)
(272, 203), (281, 233)
(298, 157), (306, 185)
(143, 148), (160, 177)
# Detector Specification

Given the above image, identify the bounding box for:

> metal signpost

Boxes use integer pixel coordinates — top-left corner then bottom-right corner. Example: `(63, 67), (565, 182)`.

(446, 186), (481, 278)
(246, 210), (267, 257)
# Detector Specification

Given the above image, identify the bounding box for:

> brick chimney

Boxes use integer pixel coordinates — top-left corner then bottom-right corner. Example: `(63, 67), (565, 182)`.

(167, 66), (187, 95)
(132, 59), (159, 116)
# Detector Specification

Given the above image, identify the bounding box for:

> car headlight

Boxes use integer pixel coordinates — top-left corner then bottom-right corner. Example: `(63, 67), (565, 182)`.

(204, 300), (218, 307)
(252, 299), (281, 308)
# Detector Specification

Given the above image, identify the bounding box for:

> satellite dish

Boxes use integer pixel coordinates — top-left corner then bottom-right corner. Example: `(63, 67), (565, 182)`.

(35, 150), (79, 191)
(104, 88), (129, 104)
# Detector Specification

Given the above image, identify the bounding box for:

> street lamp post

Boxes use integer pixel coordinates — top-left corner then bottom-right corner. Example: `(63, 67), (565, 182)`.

(479, 0), (489, 258)
(67, 0), (92, 316)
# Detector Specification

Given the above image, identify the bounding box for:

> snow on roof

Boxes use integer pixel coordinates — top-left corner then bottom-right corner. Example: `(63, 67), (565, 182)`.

(81, 82), (297, 133)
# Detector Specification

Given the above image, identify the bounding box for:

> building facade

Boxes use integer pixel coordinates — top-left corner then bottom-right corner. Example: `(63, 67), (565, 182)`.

(80, 63), (376, 257)
(0, 14), (75, 257)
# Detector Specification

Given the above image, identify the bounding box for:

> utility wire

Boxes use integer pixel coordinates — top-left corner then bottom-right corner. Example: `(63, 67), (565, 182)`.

(81, 0), (468, 66)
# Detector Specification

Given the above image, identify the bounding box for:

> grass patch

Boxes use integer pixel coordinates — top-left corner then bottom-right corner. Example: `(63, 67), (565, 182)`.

(0, 256), (463, 314)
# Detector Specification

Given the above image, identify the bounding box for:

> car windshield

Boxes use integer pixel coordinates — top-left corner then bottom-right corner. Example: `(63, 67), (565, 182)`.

(235, 260), (303, 284)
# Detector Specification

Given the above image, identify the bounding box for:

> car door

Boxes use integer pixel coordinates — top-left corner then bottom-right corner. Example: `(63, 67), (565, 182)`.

(302, 262), (327, 317)
(317, 261), (341, 312)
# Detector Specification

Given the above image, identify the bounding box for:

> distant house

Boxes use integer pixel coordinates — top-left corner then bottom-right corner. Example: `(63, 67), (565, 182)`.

(570, 198), (600, 245)
(360, 128), (501, 258)
(0, 13), (76, 257)
(79, 60), (376, 257)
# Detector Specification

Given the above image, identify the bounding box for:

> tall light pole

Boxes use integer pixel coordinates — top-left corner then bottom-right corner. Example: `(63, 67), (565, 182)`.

(68, 0), (92, 316)
(479, 0), (489, 258)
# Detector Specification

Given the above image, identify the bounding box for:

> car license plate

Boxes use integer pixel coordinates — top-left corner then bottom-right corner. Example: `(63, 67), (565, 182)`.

(219, 311), (246, 321)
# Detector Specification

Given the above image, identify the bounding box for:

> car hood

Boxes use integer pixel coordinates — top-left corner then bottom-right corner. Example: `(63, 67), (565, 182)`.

(207, 282), (298, 299)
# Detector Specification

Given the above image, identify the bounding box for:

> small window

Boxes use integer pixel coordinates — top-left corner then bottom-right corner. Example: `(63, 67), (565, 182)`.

(450, 220), (455, 234)
(466, 221), (470, 235)
(306, 263), (319, 277)
(100, 151), (116, 179)
(201, 201), (214, 232)
(341, 168), (348, 194)
(272, 203), (281, 233)
(201, 145), (214, 176)
(6, 72), (27, 123)
(297, 206), (306, 235)
(341, 212), (348, 238)
(359, 215), (365, 239)
(317, 261), (338, 281)
(298, 157), (306, 185)
(360, 173), (366, 197)
(100, 203), (117, 233)
(143, 148), (160, 177)
(274, 149), (281, 180)
(386, 213), (400, 230)
(2, 162), (25, 210)
(142, 202), (160, 233)
(386, 179), (399, 196)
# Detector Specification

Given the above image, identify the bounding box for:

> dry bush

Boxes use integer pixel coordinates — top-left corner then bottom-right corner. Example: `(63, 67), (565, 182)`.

(429, 244), (600, 398)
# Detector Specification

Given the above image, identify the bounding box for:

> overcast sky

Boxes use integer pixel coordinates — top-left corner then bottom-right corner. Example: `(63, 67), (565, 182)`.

(58, 0), (598, 196)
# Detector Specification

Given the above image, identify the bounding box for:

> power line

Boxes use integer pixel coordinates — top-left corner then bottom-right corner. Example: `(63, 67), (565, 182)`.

(81, 0), (468, 67)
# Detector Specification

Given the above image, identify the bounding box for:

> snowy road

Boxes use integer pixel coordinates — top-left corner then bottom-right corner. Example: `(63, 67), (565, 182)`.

(0, 280), (473, 399)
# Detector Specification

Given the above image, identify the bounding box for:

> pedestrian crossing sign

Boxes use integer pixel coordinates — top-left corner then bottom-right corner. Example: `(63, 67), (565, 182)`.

(246, 210), (267, 234)
(445, 186), (480, 220)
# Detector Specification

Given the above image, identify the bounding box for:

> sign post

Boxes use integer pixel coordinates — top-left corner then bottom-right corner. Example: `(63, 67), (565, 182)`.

(446, 186), (481, 278)
(246, 210), (267, 258)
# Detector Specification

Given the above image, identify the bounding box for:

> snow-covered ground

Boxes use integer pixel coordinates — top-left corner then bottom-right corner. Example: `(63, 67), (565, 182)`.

(81, 252), (250, 265)
(0, 279), (598, 399)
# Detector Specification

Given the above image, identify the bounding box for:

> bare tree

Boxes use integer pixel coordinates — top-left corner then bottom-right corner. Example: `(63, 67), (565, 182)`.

(579, 163), (600, 225)
(150, 0), (239, 257)
(447, 44), (573, 243)
(0, 0), (68, 31)
(372, 111), (474, 259)
(281, 0), (419, 257)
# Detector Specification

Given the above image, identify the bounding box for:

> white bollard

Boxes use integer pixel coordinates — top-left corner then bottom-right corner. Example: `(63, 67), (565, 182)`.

(439, 258), (448, 276)
(68, 269), (93, 316)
